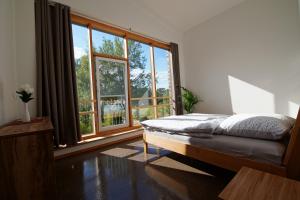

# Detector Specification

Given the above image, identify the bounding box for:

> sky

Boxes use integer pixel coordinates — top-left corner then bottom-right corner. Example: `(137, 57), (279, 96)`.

(72, 24), (171, 90)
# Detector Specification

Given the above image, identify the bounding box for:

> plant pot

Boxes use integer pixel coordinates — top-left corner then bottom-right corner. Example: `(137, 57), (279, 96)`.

(23, 103), (31, 122)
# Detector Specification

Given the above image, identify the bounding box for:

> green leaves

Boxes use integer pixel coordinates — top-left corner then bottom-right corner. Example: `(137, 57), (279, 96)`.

(181, 87), (200, 113)
(16, 90), (34, 103)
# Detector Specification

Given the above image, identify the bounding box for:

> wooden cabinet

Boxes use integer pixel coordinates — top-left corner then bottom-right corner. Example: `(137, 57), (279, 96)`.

(219, 167), (300, 200)
(0, 118), (56, 200)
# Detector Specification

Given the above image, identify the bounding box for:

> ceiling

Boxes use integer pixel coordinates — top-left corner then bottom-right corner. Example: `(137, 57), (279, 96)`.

(134, 0), (247, 32)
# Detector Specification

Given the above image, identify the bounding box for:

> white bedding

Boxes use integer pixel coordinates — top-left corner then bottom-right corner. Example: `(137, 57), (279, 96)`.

(141, 114), (228, 134)
(142, 113), (295, 141)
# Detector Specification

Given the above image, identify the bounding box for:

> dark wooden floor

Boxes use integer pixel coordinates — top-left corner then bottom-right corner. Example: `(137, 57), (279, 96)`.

(55, 139), (235, 200)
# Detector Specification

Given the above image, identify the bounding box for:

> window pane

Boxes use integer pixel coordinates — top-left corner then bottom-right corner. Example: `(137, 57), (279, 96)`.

(97, 60), (125, 96)
(72, 23), (94, 134)
(157, 106), (171, 118)
(157, 97), (170, 105)
(100, 96), (127, 127)
(92, 29), (124, 57)
(128, 40), (152, 99)
(132, 107), (155, 125)
(79, 114), (94, 135)
(78, 100), (93, 112)
(131, 99), (153, 107)
(95, 58), (128, 128)
(154, 47), (171, 97)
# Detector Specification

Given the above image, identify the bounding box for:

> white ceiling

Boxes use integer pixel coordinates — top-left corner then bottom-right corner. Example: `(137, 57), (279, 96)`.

(134, 0), (247, 32)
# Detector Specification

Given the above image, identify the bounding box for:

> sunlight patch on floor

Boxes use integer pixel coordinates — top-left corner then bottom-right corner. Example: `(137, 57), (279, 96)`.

(100, 148), (139, 158)
(145, 165), (190, 200)
(128, 152), (159, 162)
(150, 156), (213, 177)
(126, 141), (145, 148)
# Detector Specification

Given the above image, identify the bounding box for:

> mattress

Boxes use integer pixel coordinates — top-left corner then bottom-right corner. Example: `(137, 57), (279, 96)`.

(145, 130), (286, 165)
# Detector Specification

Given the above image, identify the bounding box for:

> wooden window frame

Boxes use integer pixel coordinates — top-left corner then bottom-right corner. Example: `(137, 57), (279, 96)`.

(71, 14), (173, 139)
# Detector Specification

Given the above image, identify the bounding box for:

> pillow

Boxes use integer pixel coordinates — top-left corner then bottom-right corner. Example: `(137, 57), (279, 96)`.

(216, 113), (295, 140)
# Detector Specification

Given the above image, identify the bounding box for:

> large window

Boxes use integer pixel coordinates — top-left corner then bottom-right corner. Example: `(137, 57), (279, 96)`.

(72, 24), (95, 135)
(72, 14), (173, 138)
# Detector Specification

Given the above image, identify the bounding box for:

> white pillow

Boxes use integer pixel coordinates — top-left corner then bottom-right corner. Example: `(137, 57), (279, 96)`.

(217, 113), (295, 140)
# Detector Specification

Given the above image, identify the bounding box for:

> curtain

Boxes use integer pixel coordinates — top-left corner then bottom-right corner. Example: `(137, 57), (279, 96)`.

(170, 43), (183, 115)
(35, 0), (80, 146)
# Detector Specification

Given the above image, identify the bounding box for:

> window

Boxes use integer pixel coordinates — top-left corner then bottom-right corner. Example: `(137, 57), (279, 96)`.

(154, 47), (172, 118)
(71, 14), (174, 138)
(129, 41), (173, 124)
(128, 40), (154, 124)
(72, 24), (95, 135)
(95, 58), (129, 130)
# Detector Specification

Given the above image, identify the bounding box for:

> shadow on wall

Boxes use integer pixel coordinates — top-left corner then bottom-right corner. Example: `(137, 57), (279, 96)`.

(228, 75), (300, 118)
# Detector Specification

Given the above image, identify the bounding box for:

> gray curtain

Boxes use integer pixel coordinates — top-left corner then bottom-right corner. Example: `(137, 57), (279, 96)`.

(35, 0), (80, 146)
(170, 43), (183, 115)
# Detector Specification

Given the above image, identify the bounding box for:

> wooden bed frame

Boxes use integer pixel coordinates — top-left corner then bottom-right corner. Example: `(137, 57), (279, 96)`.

(143, 109), (300, 180)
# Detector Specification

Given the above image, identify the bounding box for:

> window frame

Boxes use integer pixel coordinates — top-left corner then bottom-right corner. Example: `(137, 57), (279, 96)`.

(71, 14), (173, 139)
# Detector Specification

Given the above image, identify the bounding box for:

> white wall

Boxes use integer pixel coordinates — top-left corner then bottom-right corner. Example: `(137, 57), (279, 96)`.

(1, 0), (184, 125)
(299, 0), (300, 17)
(183, 0), (300, 117)
(14, 0), (36, 119)
(0, 0), (18, 124)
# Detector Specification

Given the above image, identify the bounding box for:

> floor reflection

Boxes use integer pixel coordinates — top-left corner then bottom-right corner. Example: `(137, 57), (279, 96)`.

(55, 139), (234, 200)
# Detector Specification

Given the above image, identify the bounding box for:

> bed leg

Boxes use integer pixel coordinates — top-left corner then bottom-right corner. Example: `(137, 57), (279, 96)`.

(143, 140), (148, 155)
(143, 133), (148, 155)
(156, 147), (160, 156)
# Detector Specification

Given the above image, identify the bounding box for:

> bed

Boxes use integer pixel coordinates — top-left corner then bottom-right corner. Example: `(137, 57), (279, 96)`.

(142, 110), (300, 180)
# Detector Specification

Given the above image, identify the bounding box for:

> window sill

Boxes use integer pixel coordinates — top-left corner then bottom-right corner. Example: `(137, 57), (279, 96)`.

(81, 125), (142, 140)
(80, 126), (142, 142)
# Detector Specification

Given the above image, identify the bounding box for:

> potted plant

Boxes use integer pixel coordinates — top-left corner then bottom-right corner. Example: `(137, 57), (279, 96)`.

(16, 84), (34, 122)
(181, 87), (201, 113)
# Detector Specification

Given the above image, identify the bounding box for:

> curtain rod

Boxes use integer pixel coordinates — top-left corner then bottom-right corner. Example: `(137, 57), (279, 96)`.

(71, 10), (170, 46)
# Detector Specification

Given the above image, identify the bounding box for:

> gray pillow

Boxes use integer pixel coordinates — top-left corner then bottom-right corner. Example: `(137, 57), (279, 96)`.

(216, 113), (295, 140)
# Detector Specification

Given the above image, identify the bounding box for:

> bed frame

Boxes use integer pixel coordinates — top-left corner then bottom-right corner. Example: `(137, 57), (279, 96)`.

(143, 109), (300, 180)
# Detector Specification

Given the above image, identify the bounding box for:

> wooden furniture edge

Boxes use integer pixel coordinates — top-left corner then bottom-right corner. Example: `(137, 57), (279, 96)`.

(218, 167), (252, 199)
(0, 117), (53, 138)
(218, 166), (300, 200)
(283, 108), (300, 179)
(143, 131), (286, 176)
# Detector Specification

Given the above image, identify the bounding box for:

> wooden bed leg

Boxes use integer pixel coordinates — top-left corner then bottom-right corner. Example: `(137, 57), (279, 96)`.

(144, 140), (148, 154)
(156, 146), (160, 156)
(143, 133), (148, 155)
